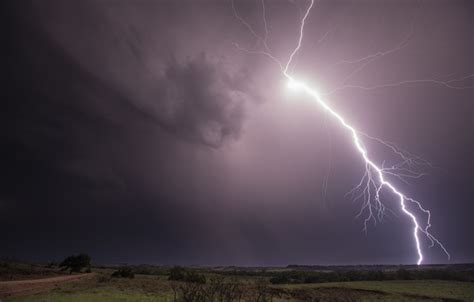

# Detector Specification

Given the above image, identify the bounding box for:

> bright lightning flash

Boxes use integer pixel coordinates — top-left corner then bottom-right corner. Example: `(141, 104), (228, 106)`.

(232, 0), (451, 265)
(286, 79), (306, 91)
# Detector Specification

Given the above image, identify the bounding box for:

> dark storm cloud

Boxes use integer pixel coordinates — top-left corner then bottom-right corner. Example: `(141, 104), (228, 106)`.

(145, 53), (252, 147)
(1, 0), (263, 264)
(19, 0), (259, 149)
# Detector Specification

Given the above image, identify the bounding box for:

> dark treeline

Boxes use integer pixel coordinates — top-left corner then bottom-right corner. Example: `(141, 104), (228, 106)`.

(267, 268), (474, 284)
(93, 263), (474, 284)
(286, 263), (474, 271)
(210, 265), (474, 284)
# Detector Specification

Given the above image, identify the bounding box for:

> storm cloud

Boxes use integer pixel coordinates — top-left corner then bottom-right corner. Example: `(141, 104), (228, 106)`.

(1, 0), (473, 266)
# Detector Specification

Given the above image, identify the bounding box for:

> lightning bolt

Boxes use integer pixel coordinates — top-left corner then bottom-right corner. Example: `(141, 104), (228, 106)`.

(231, 0), (457, 265)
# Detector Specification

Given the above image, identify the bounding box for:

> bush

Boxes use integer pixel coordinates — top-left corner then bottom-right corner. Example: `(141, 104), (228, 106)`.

(59, 253), (91, 273)
(269, 274), (290, 284)
(396, 268), (412, 280)
(184, 271), (206, 284)
(168, 266), (206, 284)
(111, 267), (135, 278)
(169, 266), (186, 281)
(170, 277), (243, 302)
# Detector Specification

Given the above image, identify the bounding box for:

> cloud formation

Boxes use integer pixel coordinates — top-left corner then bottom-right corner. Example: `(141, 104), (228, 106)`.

(149, 54), (254, 147)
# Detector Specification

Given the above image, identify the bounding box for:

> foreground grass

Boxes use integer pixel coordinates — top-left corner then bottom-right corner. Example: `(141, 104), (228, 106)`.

(10, 289), (167, 302)
(279, 280), (474, 301)
(7, 274), (474, 302)
(8, 274), (172, 302)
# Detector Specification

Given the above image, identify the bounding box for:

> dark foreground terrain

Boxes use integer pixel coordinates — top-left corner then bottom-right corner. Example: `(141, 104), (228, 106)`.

(1, 260), (473, 301)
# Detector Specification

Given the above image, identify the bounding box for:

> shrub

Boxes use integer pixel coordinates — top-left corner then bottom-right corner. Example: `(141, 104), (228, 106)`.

(396, 268), (412, 280)
(184, 271), (206, 284)
(169, 266), (186, 281)
(111, 267), (135, 278)
(269, 274), (290, 284)
(168, 266), (206, 284)
(59, 253), (91, 273)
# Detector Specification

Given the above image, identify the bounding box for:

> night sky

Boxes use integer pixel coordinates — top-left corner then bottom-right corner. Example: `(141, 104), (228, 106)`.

(2, 0), (473, 266)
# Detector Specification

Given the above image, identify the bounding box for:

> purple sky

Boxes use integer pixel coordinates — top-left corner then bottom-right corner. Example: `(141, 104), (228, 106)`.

(2, 0), (473, 266)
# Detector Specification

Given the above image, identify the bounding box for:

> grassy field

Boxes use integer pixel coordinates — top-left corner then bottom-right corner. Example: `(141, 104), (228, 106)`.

(6, 273), (474, 302)
(280, 280), (474, 301)
(6, 274), (172, 302)
(10, 289), (166, 302)
(2, 261), (474, 301)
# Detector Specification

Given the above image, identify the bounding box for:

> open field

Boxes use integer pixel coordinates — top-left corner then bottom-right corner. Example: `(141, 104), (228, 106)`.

(5, 275), (474, 302)
(0, 274), (94, 298)
(1, 261), (474, 301)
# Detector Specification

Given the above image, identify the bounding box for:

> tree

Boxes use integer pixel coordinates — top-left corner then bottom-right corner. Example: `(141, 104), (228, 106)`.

(111, 267), (135, 278)
(60, 253), (91, 273)
(396, 268), (412, 280)
(169, 266), (186, 281)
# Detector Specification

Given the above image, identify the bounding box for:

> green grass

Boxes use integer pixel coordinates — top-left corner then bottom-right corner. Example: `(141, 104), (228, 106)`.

(7, 274), (173, 302)
(7, 274), (474, 302)
(278, 280), (474, 301)
(10, 288), (168, 302)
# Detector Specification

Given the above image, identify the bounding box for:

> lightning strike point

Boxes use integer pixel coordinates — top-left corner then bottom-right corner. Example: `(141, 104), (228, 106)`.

(287, 79), (303, 91)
